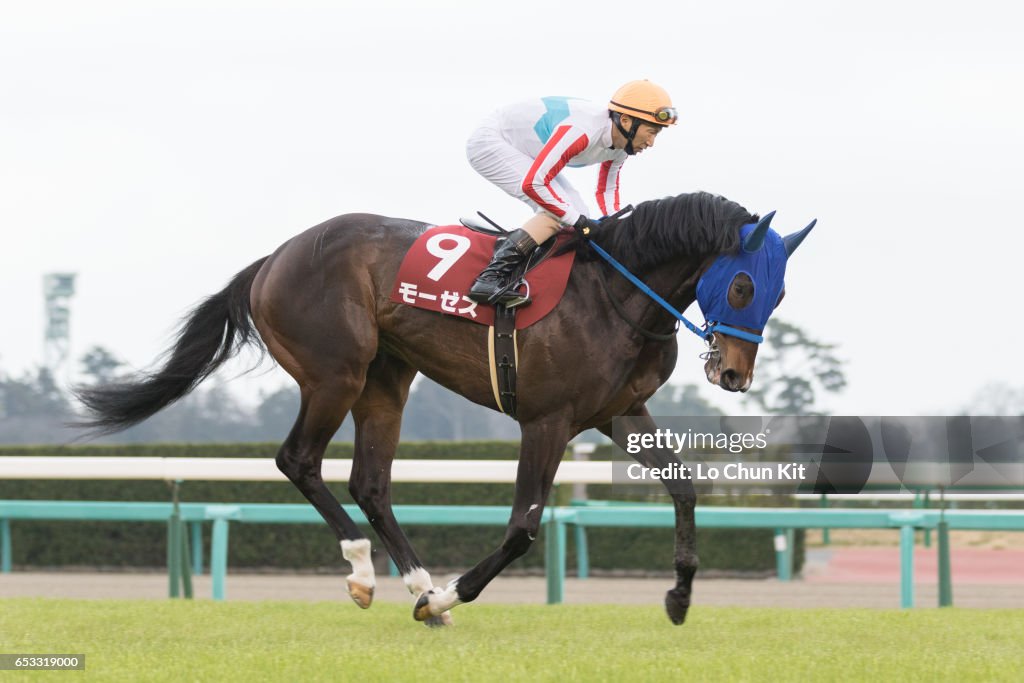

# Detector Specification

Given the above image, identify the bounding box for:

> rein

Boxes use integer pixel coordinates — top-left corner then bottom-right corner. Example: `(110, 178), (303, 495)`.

(585, 208), (765, 345)
(594, 263), (677, 341)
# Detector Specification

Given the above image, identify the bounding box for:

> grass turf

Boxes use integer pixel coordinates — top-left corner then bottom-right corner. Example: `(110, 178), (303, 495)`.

(1, 598), (1022, 682)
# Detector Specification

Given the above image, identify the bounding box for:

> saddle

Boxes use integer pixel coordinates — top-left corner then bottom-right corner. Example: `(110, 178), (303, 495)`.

(390, 216), (576, 421)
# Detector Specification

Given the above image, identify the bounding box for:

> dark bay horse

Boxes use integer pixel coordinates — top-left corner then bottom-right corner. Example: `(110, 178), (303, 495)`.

(76, 191), (814, 626)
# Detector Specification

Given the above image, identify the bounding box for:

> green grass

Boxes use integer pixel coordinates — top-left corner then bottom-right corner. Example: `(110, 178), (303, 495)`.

(1, 599), (1022, 682)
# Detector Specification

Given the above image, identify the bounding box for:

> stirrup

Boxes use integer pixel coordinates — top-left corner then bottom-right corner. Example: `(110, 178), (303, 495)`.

(496, 293), (531, 309)
(489, 279), (531, 309)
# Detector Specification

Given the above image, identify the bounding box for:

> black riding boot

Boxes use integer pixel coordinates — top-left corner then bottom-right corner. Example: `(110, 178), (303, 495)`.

(467, 228), (538, 307)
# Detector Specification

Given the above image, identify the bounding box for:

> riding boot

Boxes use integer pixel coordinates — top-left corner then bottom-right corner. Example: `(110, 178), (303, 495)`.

(467, 228), (538, 307)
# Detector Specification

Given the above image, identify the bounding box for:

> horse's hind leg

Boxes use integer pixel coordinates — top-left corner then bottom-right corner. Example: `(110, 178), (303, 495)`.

(599, 410), (698, 625)
(348, 353), (453, 626)
(276, 378), (377, 608)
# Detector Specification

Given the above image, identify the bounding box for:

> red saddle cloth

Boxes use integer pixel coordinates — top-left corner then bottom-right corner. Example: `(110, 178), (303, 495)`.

(389, 225), (575, 328)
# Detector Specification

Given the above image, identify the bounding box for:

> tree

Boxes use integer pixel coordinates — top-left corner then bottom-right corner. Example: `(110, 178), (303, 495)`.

(645, 382), (724, 417)
(79, 346), (125, 385)
(742, 319), (846, 415)
(251, 385), (356, 442)
(255, 386), (301, 439)
(0, 366), (75, 443)
(0, 367), (70, 419)
(965, 383), (1024, 415)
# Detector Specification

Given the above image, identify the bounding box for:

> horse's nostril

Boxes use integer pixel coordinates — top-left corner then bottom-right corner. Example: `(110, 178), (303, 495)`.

(721, 369), (740, 390)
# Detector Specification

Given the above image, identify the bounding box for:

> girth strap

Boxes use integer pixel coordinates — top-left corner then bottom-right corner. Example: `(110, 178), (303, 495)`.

(487, 305), (518, 419)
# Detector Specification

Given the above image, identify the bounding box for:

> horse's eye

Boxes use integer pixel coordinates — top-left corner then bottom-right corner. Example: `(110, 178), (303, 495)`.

(727, 272), (755, 310)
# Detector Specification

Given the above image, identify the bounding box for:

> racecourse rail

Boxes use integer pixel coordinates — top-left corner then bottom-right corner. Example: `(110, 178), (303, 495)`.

(1, 456), (1022, 609)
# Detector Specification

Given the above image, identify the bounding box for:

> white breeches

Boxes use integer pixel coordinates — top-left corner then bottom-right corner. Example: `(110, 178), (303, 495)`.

(465, 123), (589, 221)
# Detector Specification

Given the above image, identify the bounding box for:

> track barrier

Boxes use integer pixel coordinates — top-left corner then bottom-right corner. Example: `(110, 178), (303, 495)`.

(3, 499), (1023, 608)
(2, 456), (1022, 608)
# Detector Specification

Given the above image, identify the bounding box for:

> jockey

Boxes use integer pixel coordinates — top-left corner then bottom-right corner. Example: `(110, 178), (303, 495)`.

(466, 79), (677, 306)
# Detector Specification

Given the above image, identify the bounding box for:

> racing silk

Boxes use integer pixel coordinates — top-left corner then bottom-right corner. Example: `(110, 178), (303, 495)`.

(486, 97), (627, 226)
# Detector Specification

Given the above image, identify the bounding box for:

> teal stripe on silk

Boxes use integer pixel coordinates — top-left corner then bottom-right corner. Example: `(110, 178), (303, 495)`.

(533, 96), (575, 142)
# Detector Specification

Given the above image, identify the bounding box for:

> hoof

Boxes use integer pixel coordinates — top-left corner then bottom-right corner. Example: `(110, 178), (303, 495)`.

(346, 579), (374, 609)
(664, 588), (690, 625)
(412, 582), (462, 622)
(423, 612), (454, 628)
(413, 593), (433, 621)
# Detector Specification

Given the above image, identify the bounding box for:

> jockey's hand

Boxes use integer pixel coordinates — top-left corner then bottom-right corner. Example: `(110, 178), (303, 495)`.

(573, 215), (600, 239)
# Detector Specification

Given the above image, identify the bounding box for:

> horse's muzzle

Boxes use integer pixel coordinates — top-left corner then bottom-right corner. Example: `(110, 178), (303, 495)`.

(704, 357), (752, 393)
(719, 369), (746, 392)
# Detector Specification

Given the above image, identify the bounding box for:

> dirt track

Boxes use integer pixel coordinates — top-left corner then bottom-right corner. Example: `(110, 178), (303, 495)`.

(3, 564), (1022, 610)
(3, 546), (1022, 609)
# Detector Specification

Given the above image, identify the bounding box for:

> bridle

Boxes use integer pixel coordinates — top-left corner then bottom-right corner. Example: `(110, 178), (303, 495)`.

(582, 207), (765, 346)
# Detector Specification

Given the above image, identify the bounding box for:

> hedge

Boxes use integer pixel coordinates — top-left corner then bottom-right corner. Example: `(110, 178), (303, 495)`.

(0, 443), (802, 575)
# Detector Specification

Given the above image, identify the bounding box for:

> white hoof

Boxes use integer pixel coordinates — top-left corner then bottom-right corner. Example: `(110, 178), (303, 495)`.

(413, 581), (462, 621)
(340, 539), (375, 608)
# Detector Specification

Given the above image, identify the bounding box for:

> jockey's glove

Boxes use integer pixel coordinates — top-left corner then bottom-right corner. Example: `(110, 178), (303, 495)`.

(573, 215), (600, 238)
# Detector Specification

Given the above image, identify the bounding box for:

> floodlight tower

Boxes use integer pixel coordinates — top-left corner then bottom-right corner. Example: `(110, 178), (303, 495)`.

(43, 273), (76, 383)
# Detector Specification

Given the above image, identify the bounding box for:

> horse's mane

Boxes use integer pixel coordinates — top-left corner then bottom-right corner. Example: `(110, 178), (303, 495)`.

(585, 191), (757, 271)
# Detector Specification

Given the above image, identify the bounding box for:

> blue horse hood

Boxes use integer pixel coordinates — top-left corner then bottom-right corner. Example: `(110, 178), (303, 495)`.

(696, 223), (787, 333)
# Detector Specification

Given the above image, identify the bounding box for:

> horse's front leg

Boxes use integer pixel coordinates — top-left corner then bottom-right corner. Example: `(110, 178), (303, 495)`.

(413, 416), (570, 621)
(599, 410), (699, 625)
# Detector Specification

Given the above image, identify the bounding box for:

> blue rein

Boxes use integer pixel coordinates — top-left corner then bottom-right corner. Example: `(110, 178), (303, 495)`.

(586, 240), (765, 345)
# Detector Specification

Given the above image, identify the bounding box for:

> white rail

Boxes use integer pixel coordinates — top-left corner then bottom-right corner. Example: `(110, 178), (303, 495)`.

(0, 457), (615, 484)
(793, 492), (1024, 502)
(1, 457), (1021, 499)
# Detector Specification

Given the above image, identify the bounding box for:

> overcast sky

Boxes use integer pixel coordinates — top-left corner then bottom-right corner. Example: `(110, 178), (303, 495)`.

(2, 0), (1022, 417)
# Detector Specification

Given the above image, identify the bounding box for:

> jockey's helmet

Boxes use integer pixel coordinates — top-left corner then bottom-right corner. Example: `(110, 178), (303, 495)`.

(608, 80), (678, 126)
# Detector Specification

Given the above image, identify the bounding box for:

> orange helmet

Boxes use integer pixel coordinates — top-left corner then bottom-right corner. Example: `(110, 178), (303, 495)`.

(608, 80), (677, 126)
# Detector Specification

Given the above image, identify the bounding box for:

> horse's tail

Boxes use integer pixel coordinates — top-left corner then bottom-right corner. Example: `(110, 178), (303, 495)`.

(73, 256), (270, 434)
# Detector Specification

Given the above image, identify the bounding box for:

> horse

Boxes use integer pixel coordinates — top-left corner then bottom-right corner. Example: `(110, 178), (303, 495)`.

(75, 190), (814, 626)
